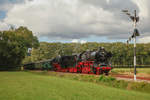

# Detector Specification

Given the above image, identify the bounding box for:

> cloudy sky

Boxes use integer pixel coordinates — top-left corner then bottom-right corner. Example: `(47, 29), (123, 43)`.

(0, 0), (150, 43)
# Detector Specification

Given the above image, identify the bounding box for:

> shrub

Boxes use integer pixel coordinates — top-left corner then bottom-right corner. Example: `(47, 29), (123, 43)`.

(128, 82), (150, 93)
(113, 80), (128, 89)
(73, 76), (79, 80)
(98, 75), (129, 89)
(99, 75), (116, 82)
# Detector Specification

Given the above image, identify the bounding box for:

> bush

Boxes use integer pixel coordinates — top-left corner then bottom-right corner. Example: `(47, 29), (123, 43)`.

(113, 80), (128, 89)
(73, 76), (79, 80)
(99, 75), (116, 82)
(99, 75), (128, 89)
(128, 82), (150, 93)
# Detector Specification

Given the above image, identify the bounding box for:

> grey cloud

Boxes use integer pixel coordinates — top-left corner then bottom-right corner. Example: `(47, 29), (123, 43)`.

(80, 0), (138, 11)
(80, 0), (139, 20)
(1, 0), (150, 42)
(0, 0), (23, 3)
(0, 0), (24, 11)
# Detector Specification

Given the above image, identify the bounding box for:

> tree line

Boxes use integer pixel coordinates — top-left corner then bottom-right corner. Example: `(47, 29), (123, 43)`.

(24, 42), (150, 67)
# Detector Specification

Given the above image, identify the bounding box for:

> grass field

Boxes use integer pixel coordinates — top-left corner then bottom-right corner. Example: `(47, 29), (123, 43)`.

(0, 72), (150, 100)
(111, 68), (150, 74)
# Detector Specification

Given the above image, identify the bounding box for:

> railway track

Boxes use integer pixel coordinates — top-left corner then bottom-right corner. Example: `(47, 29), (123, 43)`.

(111, 74), (150, 83)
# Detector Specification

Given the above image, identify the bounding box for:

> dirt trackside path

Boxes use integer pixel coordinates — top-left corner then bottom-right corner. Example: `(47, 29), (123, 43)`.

(111, 73), (150, 83)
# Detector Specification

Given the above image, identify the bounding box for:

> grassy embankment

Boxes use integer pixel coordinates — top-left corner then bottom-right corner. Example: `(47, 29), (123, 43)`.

(32, 71), (150, 93)
(0, 72), (150, 100)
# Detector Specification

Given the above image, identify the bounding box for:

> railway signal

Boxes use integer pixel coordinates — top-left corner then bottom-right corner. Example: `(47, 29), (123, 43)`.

(122, 10), (140, 81)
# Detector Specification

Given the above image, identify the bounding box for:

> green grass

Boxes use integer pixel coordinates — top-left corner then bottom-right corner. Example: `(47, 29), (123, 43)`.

(0, 72), (150, 100)
(112, 68), (150, 74)
(35, 71), (150, 93)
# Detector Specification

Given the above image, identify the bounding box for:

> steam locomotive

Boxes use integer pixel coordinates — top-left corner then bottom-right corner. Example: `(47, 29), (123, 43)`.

(24, 47), (113, 75)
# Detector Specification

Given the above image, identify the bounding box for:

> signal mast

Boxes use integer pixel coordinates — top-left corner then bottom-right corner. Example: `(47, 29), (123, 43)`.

(122, 10), (140, 81)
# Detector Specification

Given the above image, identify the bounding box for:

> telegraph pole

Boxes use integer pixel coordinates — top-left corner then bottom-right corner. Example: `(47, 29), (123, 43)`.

(122, 9), (140, 81)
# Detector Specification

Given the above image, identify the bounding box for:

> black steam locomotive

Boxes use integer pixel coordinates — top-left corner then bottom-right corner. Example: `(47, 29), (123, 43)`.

(24, 47), (112, 75)
(49, 47), (112, 75)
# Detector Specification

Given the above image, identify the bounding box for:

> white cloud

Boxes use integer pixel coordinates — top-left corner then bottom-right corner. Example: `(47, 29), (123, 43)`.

(0, 0), (150, 41)
(130, 0), (150, 45)
(80, 40), (87, 44)
(3, 0), (130, 39)
(132, 0), (149, 18)
(138, 36), (150, 43)
(106, 0), (110, 4)
(0, 21), (9, 30)
(71, 39), (87, 44)
(72, 39), (79, 43)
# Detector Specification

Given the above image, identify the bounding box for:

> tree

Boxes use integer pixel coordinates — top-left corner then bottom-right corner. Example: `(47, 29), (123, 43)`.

(0, 26), (39, 69)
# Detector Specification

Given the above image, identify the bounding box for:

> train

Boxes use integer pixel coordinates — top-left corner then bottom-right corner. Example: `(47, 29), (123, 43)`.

(24, 47), (113, 75)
